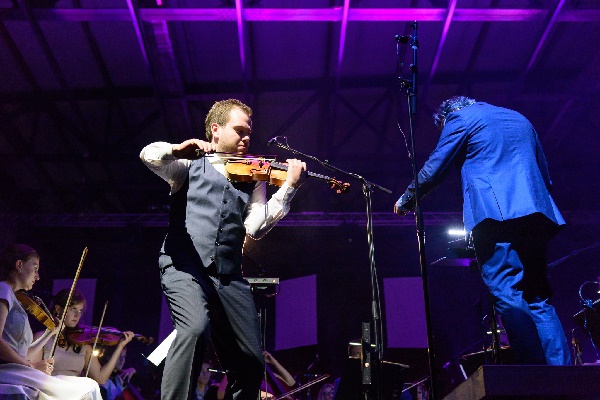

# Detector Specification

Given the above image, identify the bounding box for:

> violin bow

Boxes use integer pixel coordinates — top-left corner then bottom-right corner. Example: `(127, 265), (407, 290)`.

(273, 374), (330, 400)
(49, 247), (88, 358)
(194, 149), (277, 162)
(85, 300), (108, 377)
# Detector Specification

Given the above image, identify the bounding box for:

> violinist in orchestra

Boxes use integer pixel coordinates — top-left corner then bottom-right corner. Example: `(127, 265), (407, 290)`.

(260, 351), (298, 400)
(99, 345), (143, 400)
(140, 98), (306, 400)
(262, 351), (296, 391)
(195, 361), (229, 400)
(29, 288), (135, 385)
(0, 243), (103, 399)
(317, 383), (334, 400)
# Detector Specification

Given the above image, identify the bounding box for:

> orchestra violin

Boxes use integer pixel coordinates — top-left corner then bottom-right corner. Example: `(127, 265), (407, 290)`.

(15, 290), (56, 331)
(65, 326), (153, 347)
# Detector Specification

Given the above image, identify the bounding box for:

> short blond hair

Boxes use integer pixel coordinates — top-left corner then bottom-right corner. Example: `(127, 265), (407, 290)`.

(204, 99), (252, 142)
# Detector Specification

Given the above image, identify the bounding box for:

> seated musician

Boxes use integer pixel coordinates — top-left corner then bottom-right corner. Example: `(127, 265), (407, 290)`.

(261, 351), (298, 400)
(317, 383), (335, 400)
(0, 243), (102, 399)
(99, 345), (146, 400)
(29, 288), (135, 385)
(195, 360), (230, 400)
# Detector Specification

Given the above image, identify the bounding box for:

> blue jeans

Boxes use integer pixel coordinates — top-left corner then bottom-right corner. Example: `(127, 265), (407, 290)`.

(472, 219), (571, 365)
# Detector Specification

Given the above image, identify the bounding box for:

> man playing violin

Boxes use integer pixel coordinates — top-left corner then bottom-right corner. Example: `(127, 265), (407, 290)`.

(140, 98), (306, 400)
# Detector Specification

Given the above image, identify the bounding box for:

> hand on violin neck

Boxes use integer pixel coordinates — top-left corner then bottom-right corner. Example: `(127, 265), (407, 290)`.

(118, 331), (135, 347)
(172, 139), (216, 160)
(284, 159), (307, 188)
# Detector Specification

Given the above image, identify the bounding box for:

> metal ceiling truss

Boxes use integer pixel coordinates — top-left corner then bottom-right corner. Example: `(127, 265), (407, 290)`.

(335, 87), (396, 149)
(3, 210), (598, 228)
(0, 211), (463, 228)
(455, 0), (500, 96)
(524, 0), (566, 75)
(126, 0), (193, 141)
(427, 0), (457, 91)
(546, 41), (600, 151)
(235, 0), (250, 100)
(1, 7), (599, 23)
(270, 89), (327, 143)
(11, 0), (130, 211)
(2, 70), (583, 104)
(74, 0), (135, 154)
(0, 103), (68, 207)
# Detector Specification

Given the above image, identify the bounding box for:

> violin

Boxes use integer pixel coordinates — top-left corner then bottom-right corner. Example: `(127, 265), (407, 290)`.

(223, 157), (350, 194)
(15, 290), (56, 331)
(65, 326), (154, 346)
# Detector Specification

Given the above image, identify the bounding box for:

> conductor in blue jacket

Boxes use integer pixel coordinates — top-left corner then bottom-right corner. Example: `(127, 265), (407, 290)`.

(394, 96), (570, 365)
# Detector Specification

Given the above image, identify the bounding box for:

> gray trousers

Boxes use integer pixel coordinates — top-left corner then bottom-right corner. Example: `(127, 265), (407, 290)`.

(159, 250), (264, 400)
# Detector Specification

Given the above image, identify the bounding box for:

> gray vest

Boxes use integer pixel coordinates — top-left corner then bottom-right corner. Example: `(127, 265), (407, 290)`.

(166, 158), (255, 275)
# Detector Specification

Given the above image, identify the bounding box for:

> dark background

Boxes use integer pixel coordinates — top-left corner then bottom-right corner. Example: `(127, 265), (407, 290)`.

(1, 0), (600, 398)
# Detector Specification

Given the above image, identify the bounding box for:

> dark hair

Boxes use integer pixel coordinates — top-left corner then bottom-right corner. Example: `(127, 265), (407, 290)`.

(204, 99), (252, 142)
(52, 288), (86, 309)
(0, 243), (40, 281)
(433, 96), (476, 129)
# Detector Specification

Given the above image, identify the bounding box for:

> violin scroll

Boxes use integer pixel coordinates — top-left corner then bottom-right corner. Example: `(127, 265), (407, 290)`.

(328, 178), (350, 194)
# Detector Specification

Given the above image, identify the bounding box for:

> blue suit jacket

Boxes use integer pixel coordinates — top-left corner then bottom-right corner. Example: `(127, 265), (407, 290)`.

(397, 102), (565, 234)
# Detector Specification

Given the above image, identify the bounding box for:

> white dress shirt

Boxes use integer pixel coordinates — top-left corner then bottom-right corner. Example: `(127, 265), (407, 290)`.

(140, 142), (297, 239)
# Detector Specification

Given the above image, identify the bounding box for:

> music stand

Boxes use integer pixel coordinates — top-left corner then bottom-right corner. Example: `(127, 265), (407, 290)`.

(334, 358), (406, 400)
(574, 298), (600, 349)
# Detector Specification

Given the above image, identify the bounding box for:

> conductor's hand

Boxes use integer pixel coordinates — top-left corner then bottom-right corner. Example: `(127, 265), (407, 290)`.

(394, 202), (410, 217)
(394, 190), (415, 216)
(172, 139), (217, 159)
(32, 357), (54, 375)
(284, 159), (307, 188)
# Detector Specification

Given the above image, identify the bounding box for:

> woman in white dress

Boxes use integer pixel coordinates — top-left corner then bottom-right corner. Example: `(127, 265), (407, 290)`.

(29, 289), (134, 384)
(0, 243), (103, 399)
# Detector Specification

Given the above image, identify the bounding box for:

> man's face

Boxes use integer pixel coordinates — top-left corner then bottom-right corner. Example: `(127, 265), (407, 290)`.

(212, 107), (251, 154)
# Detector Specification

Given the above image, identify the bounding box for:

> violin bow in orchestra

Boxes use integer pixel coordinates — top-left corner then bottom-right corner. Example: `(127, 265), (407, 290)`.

(50, 247), (88, 358)
(85, 300), (108, 377)
(271, 374), (330, 400)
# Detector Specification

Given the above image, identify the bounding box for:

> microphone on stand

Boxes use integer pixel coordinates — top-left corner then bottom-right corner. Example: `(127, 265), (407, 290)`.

(395, 34), (410, 44)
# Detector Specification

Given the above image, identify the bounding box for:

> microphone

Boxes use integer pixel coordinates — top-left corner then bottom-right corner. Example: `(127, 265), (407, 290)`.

(395, 34), (410, 44)
(267, 136), (280, 146)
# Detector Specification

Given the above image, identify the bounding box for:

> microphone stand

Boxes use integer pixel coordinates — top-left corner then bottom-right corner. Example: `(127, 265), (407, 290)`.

(268, 138), (390, 400)
(397, 22), (439, 400)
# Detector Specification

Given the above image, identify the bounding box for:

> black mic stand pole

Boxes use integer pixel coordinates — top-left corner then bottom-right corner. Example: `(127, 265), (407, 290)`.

(398, 21), (439, 400)
(269, 138), (391, 400)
